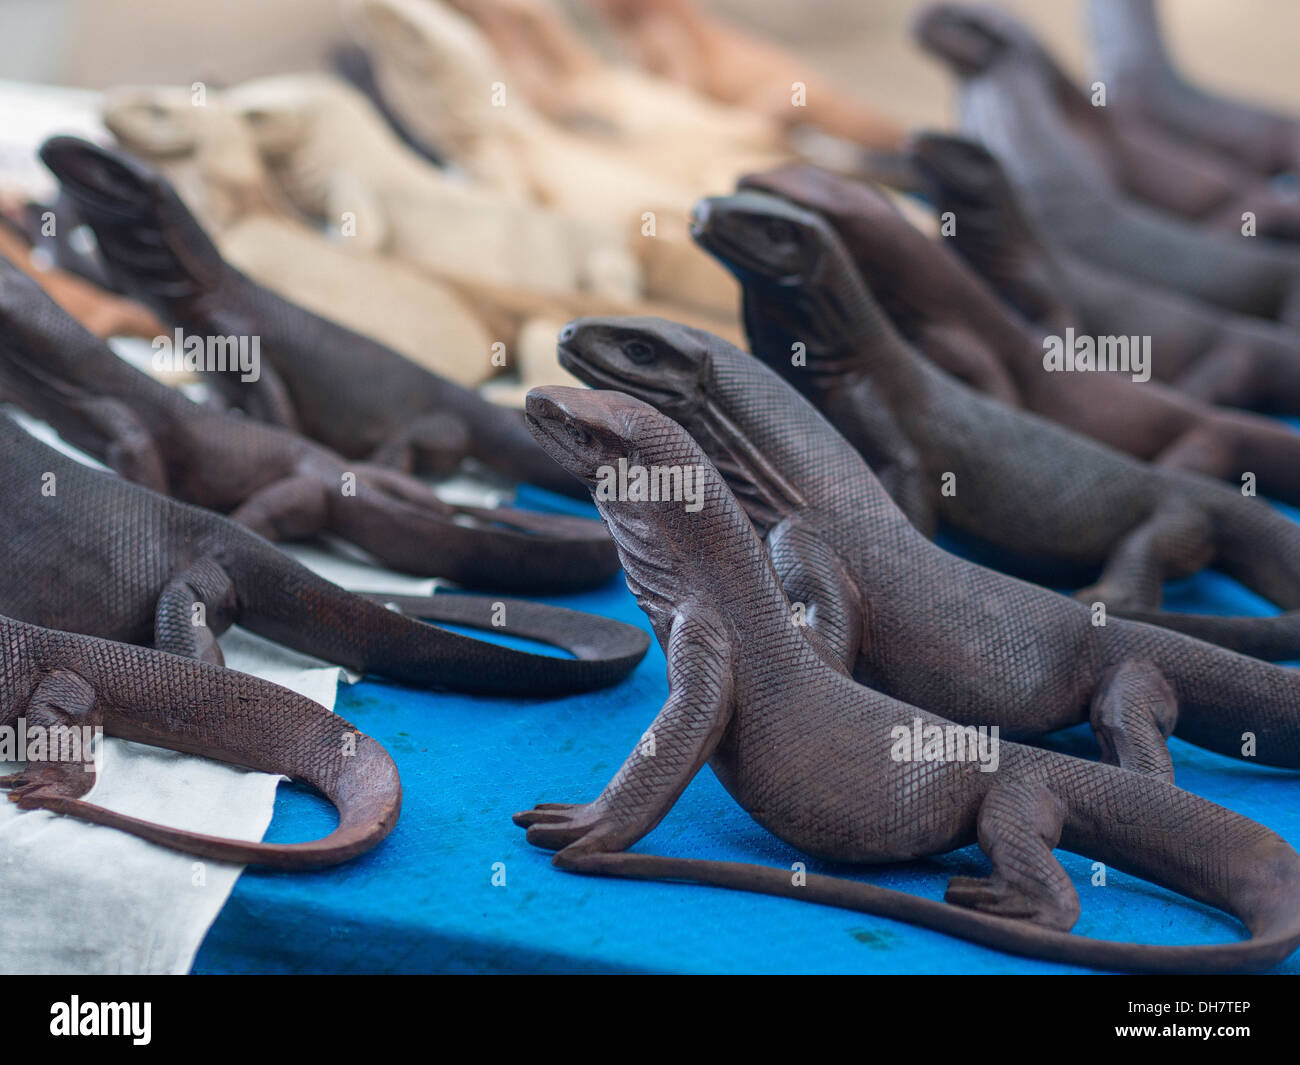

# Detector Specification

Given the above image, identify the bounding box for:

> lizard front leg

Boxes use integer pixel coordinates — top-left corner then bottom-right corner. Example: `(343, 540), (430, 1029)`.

(153, 557), (239, 664)
(230, 474), (332, 542)
(67, 395), (169, 493)
(765, 518), (862, 674)
(514, 609), (735, 861)
(212, 360), (300, 432)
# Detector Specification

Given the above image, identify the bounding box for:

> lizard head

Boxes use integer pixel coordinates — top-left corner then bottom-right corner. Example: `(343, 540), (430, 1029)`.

(908, 131), (1010, 210)
(555, 317), (805, 536)
(555, 316), (711, 422)
(690, 189), (830, 290)
(525, 385), (754, 624)
(690, 189), (887, 385)
(906, 130), (1032, 254)
(103, 86), (203, 159)
(104, 85), (282, 224)
(906, 129), (1057, 322)
(912, 3), (1025, 77)
(39, 135), (226, 298)
(914, 4), (1057, 80)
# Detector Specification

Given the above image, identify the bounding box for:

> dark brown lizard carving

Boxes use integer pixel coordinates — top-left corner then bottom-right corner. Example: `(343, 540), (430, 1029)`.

(0, 253), (617, 594)
(0, 610), (400, 868)
(0, 409), (648, 696)
(915, 3), (1300, 325)
(1088, 0), (1300, 178)
(37, 135), (588, 498)
(513, 385), (1300, 973)
(907, 131), (1300, 417)
(674, 191), (1300, 659)
(556, 314), (1300, 770)
(728, 171), (1300, 507)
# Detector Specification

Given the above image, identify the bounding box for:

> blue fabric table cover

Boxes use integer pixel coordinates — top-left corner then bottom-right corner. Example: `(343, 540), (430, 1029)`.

(192, 486), (1300, 974)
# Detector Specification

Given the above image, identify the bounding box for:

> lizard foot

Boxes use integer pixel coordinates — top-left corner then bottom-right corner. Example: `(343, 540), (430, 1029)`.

(0, 760), (96, 804)
(944, 873), (1078, 931)
(513, 801), (622, 856)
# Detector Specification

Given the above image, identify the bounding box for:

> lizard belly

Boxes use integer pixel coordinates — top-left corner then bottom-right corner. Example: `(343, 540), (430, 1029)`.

(711, 681), (985, 863)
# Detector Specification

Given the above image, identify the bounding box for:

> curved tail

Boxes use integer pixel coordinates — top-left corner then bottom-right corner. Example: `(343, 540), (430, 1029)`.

(23, 732), (400, 869)
(556, 849), (1300, 972)
(16, 645), (401, 869)
(233, 539), (649, 696)
(332, 489), (619, 593)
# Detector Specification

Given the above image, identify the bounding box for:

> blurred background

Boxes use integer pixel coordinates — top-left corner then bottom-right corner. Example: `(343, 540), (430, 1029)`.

(3, 0), (1299, 125)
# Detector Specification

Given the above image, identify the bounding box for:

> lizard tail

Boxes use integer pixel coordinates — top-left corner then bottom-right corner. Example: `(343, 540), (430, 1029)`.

(553, 757), (1300, 972)
(554, 844), (1300, 973)
(24, 730), (400, 869)
(329, 493), (620, 593)
(1116, 607), (1300, 662)
(15, 647), (402, 869)
(233, 540), (649, 696)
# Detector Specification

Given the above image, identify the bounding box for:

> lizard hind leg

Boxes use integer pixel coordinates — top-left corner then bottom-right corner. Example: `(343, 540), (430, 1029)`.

(369, 413), (472, 478)
(1, 669), (102, 805)
(1088, 659), (1178, 782)
(153, 557), (239, 665)
(944, 780), (1080, 932)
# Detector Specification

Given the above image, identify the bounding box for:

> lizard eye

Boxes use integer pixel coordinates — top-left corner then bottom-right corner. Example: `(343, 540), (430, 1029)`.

(623, 340), (655, 364)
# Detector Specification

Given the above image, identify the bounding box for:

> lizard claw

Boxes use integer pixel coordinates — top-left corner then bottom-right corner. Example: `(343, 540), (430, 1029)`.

(513, 801), (617, 852)
(944, 874), (1078, 931)
(0, 763), (95, 803)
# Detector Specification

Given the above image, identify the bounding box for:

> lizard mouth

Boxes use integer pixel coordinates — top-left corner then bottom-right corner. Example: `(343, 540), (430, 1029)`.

(523, 389), (603, 487)
(555, 341), (692, 412)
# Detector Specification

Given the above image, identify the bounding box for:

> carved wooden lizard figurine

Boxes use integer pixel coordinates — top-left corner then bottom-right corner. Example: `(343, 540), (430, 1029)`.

(0, 611), (400, 868)
(913, 3), (1300, 238)
(557, 315), (1300, 770)
(728, 172), (1300, 507)
(0, 255), (618, 593)
(916, 2), (1300, 325)
(908, 132), (1300, 417)
(102, 84), (497, 386)
(348, 0), (740, 318)
(513, 385), (1300, 973)
(1088, 0), (1300, 178)
(676, 194), (1300, 658)
(0, 409), (648, 695)
(588, 0), (906, 151)
(39, 134), (589, 499)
